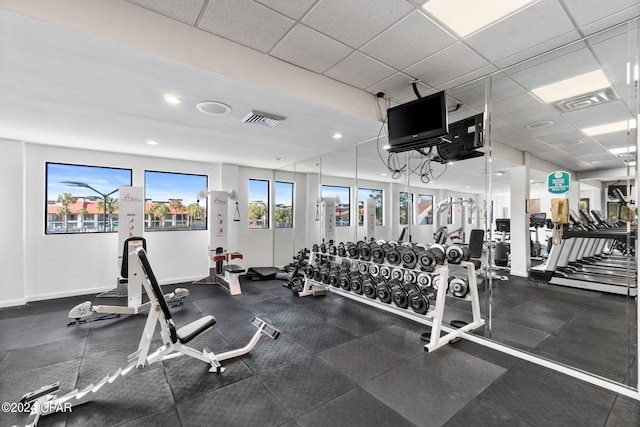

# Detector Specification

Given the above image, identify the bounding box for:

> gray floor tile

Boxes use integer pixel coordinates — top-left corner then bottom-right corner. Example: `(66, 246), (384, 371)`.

(242, 333), (312, 374)
(485, 317), (552, 349)
(163, 349), (253, 404)
(295, 387), (415, 427)
(0, 337), (85, 373)
(118, 406), (182, 427)
(259, 356), (356, 417)
(606, 395), (640, 426)
(177, 376), (291, 426)
(317, 336), (404, 384)
(362, 347), (506, 426)
(495, 306), (566, 333)
(287, 322), (356, 353)
(361, 325), (425, 360)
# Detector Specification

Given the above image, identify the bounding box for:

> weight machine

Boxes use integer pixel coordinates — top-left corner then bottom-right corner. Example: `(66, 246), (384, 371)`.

(21, 244), (280, 427)
(67, 236), (188, 325)
(433, 197), (475, 245)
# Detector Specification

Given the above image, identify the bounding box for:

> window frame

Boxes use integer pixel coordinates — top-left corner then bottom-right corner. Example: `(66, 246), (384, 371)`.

(45, 162), (132, 235)
(249, 179), (270, 229)
(144, 170), (208, 232)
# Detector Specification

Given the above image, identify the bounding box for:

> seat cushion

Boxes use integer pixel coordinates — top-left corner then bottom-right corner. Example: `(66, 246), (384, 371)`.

(224, 264), (245, 274)
(177, 315), (216, 344)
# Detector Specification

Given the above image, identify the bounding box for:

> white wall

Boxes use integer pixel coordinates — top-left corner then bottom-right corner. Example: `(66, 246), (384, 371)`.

(0, 139), (26, 306)
(1, 140), (220, 307)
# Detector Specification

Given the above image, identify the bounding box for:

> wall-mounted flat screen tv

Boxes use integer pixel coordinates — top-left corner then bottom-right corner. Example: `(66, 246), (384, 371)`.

(386, 91), (448, 153)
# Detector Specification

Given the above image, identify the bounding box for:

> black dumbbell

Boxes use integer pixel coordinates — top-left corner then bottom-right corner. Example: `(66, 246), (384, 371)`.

(370, 242), (385, 264)
(375, 277), (393, 303)
(408, 286), (436, 314)
(362, 276), (377, 299)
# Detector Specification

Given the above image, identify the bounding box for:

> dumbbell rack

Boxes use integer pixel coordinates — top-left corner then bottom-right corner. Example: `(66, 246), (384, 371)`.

(301, 253), (485, 353)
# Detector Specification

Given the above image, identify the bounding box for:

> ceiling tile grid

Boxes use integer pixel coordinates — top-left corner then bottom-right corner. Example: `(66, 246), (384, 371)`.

(125, 0), (206, 25)
(271, 24), (353, 73)
(324, 52), (396, 89)
(198, 0), (295, 53)
(404, 42), (493, 87)
(253, 0), (318, 20)
(301, 0), (413, 49)
(360, 10), (456, 71)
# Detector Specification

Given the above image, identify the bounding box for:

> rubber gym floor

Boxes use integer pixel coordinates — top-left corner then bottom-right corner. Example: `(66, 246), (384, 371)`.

(1, 274), (638, 426)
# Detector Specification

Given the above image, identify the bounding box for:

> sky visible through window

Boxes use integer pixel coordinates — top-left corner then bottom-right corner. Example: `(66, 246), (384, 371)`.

(47, 163), (131, 199)
(145, 171), (206, 205)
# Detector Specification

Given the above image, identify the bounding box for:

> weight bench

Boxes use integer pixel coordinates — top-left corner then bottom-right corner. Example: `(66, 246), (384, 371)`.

(20, 245), (279, 427)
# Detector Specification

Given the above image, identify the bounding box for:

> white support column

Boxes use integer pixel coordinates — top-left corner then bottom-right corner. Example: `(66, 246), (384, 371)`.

(510, 163), (530, 277)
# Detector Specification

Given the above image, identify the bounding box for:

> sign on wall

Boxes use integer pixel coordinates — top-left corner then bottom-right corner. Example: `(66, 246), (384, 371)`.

(548, 171), (571, 194)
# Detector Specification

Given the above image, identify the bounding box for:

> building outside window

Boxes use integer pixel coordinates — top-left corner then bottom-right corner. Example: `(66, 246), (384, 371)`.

(249, 179), (270, 229)
(417, 194), (434, 225)
(399, 191), (413, 225)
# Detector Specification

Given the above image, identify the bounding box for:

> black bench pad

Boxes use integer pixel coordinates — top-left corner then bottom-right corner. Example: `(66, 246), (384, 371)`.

(177, 315), (216, 344)
(224, 264), (245, 274)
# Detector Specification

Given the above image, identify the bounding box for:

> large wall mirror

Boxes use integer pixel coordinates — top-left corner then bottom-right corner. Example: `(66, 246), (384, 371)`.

(275, 18), (638, 393)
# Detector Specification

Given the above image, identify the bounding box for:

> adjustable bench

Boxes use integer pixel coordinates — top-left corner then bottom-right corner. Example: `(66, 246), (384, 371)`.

(20, 245), (279, 427)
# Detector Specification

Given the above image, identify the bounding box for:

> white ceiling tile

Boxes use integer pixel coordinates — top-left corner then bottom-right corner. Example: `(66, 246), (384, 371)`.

(198, 0), (294, 53)
(271, 25), (352, 73)
(508, 46), (601, 92)
(562, 0), (640, 30)
(465, 0), (577, 63)
(404, 42), (491, 87)
(360, 10), (456, 70)
(438, 64), (497, 90)
(562, 99), (632, 128)
(302, 0), (413, 48)
(253, 0), (318, 19)
(324, 52), (395, 89)
(366, 72), (428, 103)
(125, 0), (205, 25)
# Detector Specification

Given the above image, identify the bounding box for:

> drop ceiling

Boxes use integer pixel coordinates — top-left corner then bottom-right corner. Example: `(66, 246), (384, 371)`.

(0, 0), (638, 194)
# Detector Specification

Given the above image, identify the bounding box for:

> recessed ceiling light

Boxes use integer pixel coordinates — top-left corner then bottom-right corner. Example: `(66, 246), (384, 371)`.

(532, 70), (610, 103)
(423, 0), (539, 38)
(163, 94), (181, 104)
(496, 171), (504, 176)
(583, 119), (636, 136)
(196, 101), (232, 116)
(526, 120), (554, 129)
(381, 173), (388, 176)
(333, 132), (343, 139)
(464, 186), (471, 189)
(609, 145), (637, 155)
(627, 62), (639, 84)
(146, 140), (159, 145)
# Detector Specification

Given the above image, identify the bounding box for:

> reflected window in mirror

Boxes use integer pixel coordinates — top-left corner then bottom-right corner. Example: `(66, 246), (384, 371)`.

(322, 185), (350, 227)
(275, 181), (293, 228)
(358, 188), (383, 226)
(417, 194), (433, 225)
(399, 192), (413, 225)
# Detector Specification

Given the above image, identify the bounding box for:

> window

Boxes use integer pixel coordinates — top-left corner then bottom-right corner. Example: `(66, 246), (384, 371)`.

(45, 162), (132, 234)
(249, 179), (270, 229)
(322, 185), (350, 226)
(399, 192), (413, 225)
(275, 181), (293, 228)
(358, 188), (383, 226)
(417, 194), (433, 225)
(144, 171), (207, 232)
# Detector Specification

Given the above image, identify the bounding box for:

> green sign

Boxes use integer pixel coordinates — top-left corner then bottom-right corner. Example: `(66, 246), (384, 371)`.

(548, 171), (570, 194)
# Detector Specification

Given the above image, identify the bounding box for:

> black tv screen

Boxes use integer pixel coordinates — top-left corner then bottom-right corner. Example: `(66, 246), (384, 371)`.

(387, 91), (448, 153)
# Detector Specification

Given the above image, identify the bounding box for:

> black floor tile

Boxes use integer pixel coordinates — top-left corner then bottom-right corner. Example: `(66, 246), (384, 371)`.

(242, 333), (312, 375)
(287, 322), (356, 353)
(606, 395), (640, 426)
(259, 356), (356, 417)
(295, 387), (415, 427)
(117, 406), (182, 427)
(0, 337), (85, 374)
(443, 398), (533, 427)
(177, 376), (291, 426)
(64, 367), (175, 427)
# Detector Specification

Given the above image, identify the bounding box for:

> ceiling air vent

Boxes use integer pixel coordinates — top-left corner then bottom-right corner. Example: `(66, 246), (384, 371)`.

(552, 87), (619, 113)
(241, 110), (286, 128)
